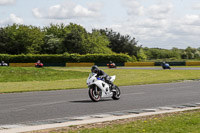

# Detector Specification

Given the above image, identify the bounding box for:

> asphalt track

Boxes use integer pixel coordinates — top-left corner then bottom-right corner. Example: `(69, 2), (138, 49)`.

(115, 67), (200, 70)
(63, 67), (200, 70)
(0, 80), (200, 125)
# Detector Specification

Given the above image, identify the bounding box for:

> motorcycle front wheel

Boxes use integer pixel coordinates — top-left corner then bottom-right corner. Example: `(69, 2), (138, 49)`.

(112, 86), (121, 100)
(88, 86), (102, 102)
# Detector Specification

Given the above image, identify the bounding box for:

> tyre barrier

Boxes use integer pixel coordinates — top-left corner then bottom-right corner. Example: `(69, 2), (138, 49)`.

(186, 62), (200, 66)
(9, 63), (35, 67)
(125, 62), (154, 66)
(66, 63), (94, 67)
(95, 62), (124, 66)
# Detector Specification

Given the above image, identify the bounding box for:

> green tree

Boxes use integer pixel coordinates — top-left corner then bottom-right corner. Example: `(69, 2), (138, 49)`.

(42, 34), (63, 54)
(85, 30), (112, 54)
(182, 46), (197, 59)
(97, 28), (140, 56)
(194, 51), (200, 58)
(63, 23), (88, 54)
(171, 47), (181, 59)
(144, 47), (182, 60)
(43, 23), (69, 38)
(63, 24), (113, 54)
(0, 28), (9, 53)
(2, 24), (44, 54)
(137, 48), (147, 61)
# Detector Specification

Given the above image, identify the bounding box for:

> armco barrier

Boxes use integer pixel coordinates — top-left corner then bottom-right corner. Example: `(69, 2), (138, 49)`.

(95, 62), (124, 66)
(125, 62), (154, 66)
(186, 62), (200, 66)
(66, 63), (94, 67)
(155, 62), (185, 66)
(9, 63), (35, 67)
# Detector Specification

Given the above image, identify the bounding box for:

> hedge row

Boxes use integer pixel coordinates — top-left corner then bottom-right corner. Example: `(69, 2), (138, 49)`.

(0, 54), (132, 63)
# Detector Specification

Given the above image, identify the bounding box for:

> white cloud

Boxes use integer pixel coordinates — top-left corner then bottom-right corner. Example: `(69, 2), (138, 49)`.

(47, 4), (71, 19)
(9, 14), (23, 23)
(121, 0), (173, 20)
(32, 2), (102, 19)
(192, 3), (200, 10)
(32, 8), (43, 18)
(0, 0), (15, 5)
(137, 18), (169, 29)
(119, 1), (174, 40)
(74, 5), (98, 17)
(0, 13), (24, 26)
(168, 14), (200, 37)
(147, 3), (173, 19)
(182, 14), (200, 26)
(121, 0), (144, 16)
(87, 2), (104, 12)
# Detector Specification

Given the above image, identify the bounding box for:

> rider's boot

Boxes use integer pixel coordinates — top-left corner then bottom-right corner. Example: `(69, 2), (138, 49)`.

(105, 77), (116, 92)
(110, 83), (116, 92)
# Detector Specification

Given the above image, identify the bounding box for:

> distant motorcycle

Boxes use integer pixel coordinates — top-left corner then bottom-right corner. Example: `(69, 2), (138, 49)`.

(162, 63), (171, 69)
(107, 63), (117, 69)
(0, 61), (8, 66)
(87, 73), (120, 102)
(35, 63), (43, 67)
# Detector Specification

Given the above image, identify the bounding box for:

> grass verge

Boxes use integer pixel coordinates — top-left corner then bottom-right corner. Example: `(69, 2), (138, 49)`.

(29, 109), (200, 133)
(0, 67), (200, 93)
(0, 67), (88, 82)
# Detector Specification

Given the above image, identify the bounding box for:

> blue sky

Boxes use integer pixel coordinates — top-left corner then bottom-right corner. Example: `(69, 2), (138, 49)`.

(0, 0), (200, 49)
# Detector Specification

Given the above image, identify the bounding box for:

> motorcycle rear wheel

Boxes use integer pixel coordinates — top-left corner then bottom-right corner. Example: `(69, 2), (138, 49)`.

(88, 86), (102, 102)
(112, 86), (120, 100)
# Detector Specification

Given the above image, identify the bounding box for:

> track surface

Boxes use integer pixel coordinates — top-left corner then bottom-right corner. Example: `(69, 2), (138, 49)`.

(0, 81), (200, 125)
(115, 67), (200, 70)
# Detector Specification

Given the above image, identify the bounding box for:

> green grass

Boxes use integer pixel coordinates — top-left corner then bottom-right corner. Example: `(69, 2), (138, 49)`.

(107, 69), (200, 86)
(0, 67), (88, 82)
(0, 67), (200, 93)
(66, 110), (200, 133)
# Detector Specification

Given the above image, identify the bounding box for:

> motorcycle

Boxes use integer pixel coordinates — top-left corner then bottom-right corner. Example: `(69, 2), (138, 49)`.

(87, 73), (120, 102)
(35, 63), (43, 68)
(162, 63), (171, 69)
(0, 62), (8, 66)
(107, 63), (117, 69)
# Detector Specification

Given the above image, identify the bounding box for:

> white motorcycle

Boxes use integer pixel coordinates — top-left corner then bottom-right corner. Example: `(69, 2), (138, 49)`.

(87, 73), (120, 102)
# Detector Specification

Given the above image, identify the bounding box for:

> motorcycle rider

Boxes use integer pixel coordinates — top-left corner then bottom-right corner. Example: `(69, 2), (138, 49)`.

(91, 65), (116, 91)
(162, 62), (171, 69)
(161, 62), (166, 69)
(0, 61), (8, 66)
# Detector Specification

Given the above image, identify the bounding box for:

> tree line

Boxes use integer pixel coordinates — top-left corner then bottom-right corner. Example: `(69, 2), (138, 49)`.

(144, 47), (200, 60)
(0, 23), (139, 55)
(0, 23), (199, 61)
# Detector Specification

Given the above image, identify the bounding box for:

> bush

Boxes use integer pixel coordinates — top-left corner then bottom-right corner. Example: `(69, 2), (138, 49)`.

(0, 53), (132, 63)
(0, 54), (10, 62)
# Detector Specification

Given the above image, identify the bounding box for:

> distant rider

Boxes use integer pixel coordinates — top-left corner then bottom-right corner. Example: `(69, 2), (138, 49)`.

(0, 61), (8, 66)
(162, 62), (171, 69)
(91, 65), (116, 91)
(37, 60), (41, 64)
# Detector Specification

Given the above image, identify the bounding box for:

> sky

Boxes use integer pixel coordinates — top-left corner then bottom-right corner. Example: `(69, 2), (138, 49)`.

(0, 0), (200, 49)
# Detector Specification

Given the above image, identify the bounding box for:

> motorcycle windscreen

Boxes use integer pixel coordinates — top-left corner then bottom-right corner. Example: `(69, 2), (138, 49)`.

(88, 73), (97, 79)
